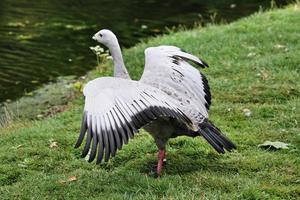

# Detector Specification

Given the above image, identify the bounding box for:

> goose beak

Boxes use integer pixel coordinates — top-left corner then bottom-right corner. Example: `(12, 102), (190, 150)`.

(92, 35), (96, 40)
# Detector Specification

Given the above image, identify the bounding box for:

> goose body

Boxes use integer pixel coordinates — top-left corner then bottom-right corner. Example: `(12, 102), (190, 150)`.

(75, 29), (236, 176)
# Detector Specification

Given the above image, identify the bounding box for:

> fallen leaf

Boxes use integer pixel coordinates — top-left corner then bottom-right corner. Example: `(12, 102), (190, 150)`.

(59, 176), (77, 184)
(274, 44), (286, 49)
(68, 176), (77, 182)
(37, 114), (43, 118)
(258, 141), (289, 150)
(13, 144), (24, 149)
(242, 108), (252, 117)
(259, 70), (269, 80)
(247, 52), (256, 57)
(49, 141), (58, 149)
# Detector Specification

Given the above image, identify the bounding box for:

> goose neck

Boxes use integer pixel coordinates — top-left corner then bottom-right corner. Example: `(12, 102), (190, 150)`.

(109, 43), (130, 79)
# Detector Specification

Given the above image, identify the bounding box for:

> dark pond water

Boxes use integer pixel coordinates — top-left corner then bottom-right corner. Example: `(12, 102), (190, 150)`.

(0, 0), (288, 102)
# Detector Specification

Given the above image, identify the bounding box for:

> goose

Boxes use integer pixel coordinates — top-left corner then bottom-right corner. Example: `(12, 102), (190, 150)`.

(75, 29), (236, 176)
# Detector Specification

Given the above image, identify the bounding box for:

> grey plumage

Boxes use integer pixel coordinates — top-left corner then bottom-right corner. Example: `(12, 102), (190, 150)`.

(75, 29), (236, 172)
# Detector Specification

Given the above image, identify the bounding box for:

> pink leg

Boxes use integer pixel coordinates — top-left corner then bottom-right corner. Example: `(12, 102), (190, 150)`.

(156, 149), (166, 176)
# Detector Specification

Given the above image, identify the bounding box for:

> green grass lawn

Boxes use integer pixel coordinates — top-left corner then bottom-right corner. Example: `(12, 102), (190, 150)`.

(1, 4), (300, 200)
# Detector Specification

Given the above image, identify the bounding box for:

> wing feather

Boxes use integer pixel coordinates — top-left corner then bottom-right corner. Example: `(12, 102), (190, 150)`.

(82, 116), (92, 158)
(101, 115), (110, 162)
(111, 107), (129, 144)
(88, 115), (98, 162)
(116, 99), (138, 135)
(104, 114), (116, 157)
(122, 101), (143, 127)
(114, 102), (135, 139)
(74, 112), (87, 148)
(108, 111), (122, 150)
(75, 77), (192, 163)
(96, 116), (104, 164)
(140, 46), (211, 118)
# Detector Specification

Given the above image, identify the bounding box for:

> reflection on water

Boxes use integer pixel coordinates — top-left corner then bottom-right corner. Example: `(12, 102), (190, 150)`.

(0, 0), (287, 102)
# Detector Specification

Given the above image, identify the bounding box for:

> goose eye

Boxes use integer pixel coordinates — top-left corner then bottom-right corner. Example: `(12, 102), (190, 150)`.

(99, 33), (103, 37)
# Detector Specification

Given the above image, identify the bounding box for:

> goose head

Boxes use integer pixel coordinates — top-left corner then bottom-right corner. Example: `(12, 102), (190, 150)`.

(92, 29), (118, 48)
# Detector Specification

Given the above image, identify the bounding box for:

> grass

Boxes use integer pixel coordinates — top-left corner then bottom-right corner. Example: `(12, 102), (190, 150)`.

(1, 4), (300, 200)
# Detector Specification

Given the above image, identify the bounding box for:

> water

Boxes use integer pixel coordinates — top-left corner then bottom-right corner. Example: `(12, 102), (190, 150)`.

(0, 0), (288, 102)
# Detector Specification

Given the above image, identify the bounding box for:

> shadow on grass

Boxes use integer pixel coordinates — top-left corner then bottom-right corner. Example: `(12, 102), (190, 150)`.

(84, 136), (240, 177)
(139, 150), (239, 176)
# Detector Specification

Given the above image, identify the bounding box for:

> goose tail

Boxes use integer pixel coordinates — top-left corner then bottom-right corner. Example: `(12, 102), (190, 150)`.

(198, 119), (236, 153)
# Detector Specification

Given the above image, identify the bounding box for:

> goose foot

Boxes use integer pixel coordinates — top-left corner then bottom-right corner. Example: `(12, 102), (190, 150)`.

(157, 149), (166, 175)
(150, 159), (167, 177)
(148, 149), (166, 178)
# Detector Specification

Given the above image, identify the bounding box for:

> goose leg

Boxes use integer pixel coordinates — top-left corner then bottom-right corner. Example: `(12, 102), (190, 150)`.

(156, 149), (166, 176)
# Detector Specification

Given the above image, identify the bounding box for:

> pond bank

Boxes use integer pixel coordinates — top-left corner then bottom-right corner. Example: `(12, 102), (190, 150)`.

(1, 4), (299, 199)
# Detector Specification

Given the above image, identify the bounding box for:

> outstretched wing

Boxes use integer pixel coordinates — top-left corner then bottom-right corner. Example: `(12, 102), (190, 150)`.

(140, 46), (211, 118)
(75, 77), (191, 164)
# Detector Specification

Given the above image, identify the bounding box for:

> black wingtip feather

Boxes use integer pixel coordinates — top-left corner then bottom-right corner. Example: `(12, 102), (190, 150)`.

(176, 49), (209, 68)
(88, 119), (98, 162)
(75, 112), (87, 148)
(96, 128), (104, 164)
(81, 124), (92, 158)
(200, 72), (211, 110)
(201, 59), (209, 68)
